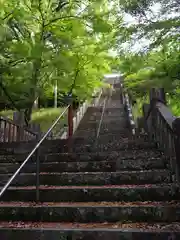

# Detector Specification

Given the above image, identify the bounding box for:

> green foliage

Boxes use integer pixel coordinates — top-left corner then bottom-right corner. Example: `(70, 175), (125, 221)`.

(120, 41), (180, 97)
(0, 0), (116, 121)
(2, 0), (179, 122)
(116, 0), (180, 51)
(112, 1), (180, 117)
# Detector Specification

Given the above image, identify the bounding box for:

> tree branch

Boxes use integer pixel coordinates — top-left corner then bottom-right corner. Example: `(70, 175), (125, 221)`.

(8, 59), (27, 67)
(45, 15), (79, 27)
(68, 64), (80, 95)
(0, 76), (20, 112)
(2, 10), (14, 21)
(38, 0), (45, 23)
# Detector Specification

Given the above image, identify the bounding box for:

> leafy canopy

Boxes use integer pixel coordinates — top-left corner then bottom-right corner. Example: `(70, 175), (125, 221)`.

(0, 0), (116, 121)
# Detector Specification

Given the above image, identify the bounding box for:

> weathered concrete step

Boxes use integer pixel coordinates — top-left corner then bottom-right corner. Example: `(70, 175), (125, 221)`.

(87, 105), (124, 110)
(0, 135), (132, 155)
(0, 201), (179, 222)
(73, 136), (150, 145)
(68, 139), (157, 152)
(76, 122), (128, 132)
(0, 136), (153, 155)
(83, 113), (126, 121)
(0, 170), (171, 186)
(91, 109), (125, 114)
(83, 109), (125, 116)
(74, 129), (129, 136)
(0, 222), (180, 240)
(0, 149), (163, 163)
(73, 142), (156, 152)
(1, 184), (179, 202)
(72, 146), (159, 154)
(72, 135), (133, 143)
(90, 112), (126, 117)
(85, 118), (127, 123)
(0, 150), (162, 164)
(0, 158), (167, 174)
(0, 142), (155, 156)
(80, 116), (126, 123)
(45, 150), (162, 162)
(86, 107), (124, 114)
(86, 117), (126, 122)
(0, 139), (70, 155)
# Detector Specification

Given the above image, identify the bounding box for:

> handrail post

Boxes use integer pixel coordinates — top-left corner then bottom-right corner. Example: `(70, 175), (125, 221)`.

(14, 111), (25, 142)
(68, 105), (73, 138)
(158, 88), (166, 104)
(172, 117), (180, 182)
(36, 134), (40, 203)
(149, 88), (156, 101)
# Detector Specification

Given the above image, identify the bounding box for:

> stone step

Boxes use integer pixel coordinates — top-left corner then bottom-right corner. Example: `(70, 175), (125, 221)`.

(0, 201), (179, 223)
(80, 117), (127, 124)
(0, 139), (66, 154)
(0, 137), (153, 155)
(45, 150), (162, 162)
(72, 134), (134, 143)
(0, 158), (167, 174)
(1, 184), (179, 202)
(76, 126), (129, 134)
(71, 146), (159, 154)
(0, 170), (171, 186)
(0, 222), (180, 240)
(74, 129), (129, 138)
(86, 107), (124, 114)
(86, 115), (126, 121)
(0, 150), (163, 163)
(73, 142), (156, 152)
(65, 140), (157, 153)
(79, 135), (139, 144)
(83, 109), (125, 115)
(80, 119), (127, 125)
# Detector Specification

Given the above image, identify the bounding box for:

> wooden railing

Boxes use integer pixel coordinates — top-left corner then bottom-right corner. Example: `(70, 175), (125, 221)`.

(0, 115), (37, 142)
(127, 87), (180, 182)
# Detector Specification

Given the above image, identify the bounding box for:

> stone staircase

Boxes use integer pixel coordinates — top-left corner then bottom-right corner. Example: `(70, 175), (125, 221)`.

(0, 85), (180, 239)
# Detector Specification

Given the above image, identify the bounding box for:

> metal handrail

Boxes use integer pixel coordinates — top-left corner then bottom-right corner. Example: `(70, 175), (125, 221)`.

(0, 105), (70, 201)
(96, 97), (108, 139)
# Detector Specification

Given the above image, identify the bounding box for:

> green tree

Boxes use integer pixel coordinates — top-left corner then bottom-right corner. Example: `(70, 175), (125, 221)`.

(0, 0), (116, 123)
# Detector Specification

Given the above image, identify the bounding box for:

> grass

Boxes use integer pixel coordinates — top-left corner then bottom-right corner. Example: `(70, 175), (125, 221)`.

(0, 108), (66, 132)
(31, 108), (67, 132)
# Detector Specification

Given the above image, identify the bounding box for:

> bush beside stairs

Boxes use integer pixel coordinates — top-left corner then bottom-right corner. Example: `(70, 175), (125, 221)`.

(0, 85), (180, 239)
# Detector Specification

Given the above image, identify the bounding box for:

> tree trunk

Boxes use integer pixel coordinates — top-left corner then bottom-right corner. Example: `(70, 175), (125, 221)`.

(24, 101), (34, 125)
(33, 97), (39, 109)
